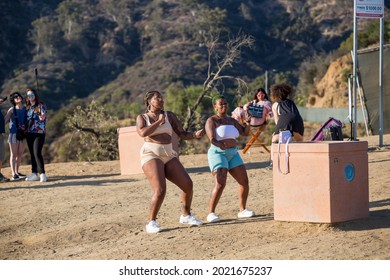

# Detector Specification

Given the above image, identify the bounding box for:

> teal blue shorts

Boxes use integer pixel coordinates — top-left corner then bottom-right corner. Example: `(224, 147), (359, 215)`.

(207, 145), (244, 172)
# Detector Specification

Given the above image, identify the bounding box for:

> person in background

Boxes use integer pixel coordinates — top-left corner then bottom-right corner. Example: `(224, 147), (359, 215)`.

(0, 96), (9, 182)
(270, 83), (304, 143)
(5, 92), (27, 181)
(24, 88), (47, 182)
(136, 90), (204, 233)
(205, 94), (254, 223)
(242, 87), (273, 127)
(241, 87), (274, 170)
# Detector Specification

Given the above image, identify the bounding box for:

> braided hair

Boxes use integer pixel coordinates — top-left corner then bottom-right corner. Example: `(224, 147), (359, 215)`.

(144, 90), (162, 112)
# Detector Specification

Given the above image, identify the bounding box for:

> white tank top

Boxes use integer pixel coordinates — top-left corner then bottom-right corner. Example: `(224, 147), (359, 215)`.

(215, 125), (239, 141)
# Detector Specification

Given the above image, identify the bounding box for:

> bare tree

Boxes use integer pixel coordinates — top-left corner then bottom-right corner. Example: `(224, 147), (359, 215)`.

(65, 99), (119, 161)
(183, 33), (255, 130)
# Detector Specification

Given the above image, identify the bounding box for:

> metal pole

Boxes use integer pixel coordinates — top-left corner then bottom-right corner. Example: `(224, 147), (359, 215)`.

(348, 75), (353, 140)
(356, 75), (370, 136)
(35, 68), (40, 93)
(348, 75), (352, 123)
(379, 17), (384, 147)
(353, 1), (358, 140)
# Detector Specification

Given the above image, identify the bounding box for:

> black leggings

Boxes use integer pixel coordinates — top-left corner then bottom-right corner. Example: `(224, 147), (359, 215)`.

(26, 133), (46, 174)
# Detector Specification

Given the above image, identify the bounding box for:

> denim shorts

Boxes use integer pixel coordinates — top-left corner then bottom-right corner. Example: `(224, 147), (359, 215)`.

(207, 144), (244, 172)
(8, 133), (25, 144)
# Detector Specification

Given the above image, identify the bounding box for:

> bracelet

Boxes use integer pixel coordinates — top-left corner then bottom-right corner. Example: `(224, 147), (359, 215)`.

(192, 132), (196, 138)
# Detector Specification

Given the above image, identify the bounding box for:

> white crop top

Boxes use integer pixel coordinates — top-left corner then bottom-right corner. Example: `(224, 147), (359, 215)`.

(215, 125), (239, 141)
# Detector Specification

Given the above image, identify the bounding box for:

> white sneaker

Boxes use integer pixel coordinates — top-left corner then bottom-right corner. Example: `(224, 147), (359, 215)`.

(146, 220), (160, 233)
(237, 209), (255, 218)
(179, 213), (203, 225)
(207, 212), (221, 223)
(25, 173), (39, 181)
(40, 173), (47, 182)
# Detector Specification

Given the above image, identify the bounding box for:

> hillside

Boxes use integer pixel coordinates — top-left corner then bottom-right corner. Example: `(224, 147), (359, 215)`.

(307, 54), (351, 108)
(0, 0), (369, 109)
(0, 0), (389, 162)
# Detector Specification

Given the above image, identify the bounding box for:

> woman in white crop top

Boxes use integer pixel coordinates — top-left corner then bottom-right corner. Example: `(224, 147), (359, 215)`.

(204, 95), (256, 223)
(136, 90), (204, 233)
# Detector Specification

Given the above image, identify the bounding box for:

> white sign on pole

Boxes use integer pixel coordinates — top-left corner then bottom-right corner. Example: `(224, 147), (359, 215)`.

(356, 0), (384, 18)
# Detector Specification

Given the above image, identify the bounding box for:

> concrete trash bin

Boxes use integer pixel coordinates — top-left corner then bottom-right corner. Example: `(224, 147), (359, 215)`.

(272, 141), (369, 223)
(117, 126), (180, 175)
(117, 126), (144, 175)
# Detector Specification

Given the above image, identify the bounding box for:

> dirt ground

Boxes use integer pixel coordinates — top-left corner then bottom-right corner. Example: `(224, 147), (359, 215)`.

(0, 134), (389, 260)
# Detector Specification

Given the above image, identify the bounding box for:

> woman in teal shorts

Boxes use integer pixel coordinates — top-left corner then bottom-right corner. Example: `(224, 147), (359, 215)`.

(205, 95), (255, 223)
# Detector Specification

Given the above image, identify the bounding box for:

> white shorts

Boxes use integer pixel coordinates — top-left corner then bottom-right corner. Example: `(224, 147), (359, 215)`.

(140, 142), (178, 166)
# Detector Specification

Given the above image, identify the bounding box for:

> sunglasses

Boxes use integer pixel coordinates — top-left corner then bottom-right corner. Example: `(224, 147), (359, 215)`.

(27, 93), (35, 97)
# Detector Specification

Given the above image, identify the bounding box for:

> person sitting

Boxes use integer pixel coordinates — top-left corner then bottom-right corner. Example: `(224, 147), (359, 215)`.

(231, 88), (272, 127)
(242, 88), (273, 127)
